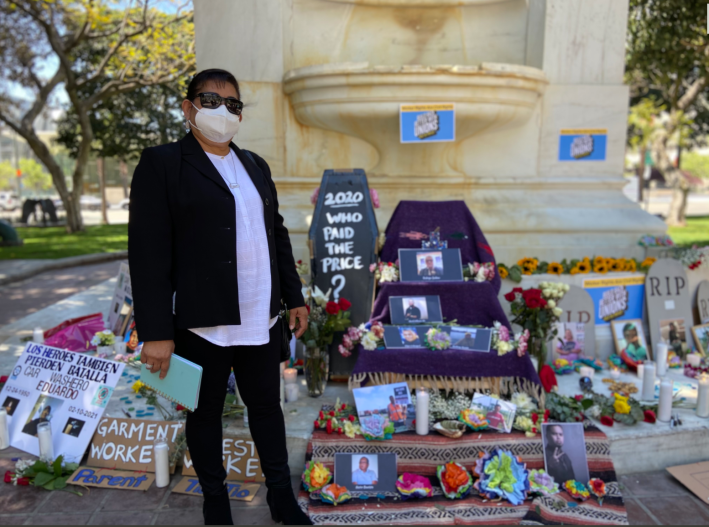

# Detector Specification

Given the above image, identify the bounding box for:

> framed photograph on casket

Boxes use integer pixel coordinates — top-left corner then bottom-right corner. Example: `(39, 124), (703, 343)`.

(692, 323), (709, 357)
(398, 248), (464, 283)
(389, 295), (443, 325)
(334, 453), (398, 495)
(353, 383), (414, 435)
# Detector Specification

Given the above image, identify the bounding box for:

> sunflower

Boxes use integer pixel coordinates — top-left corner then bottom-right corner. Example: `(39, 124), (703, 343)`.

(517, 257), (539, 271)
(626, 259), (637, 272)
(610, 259), (625, 272)
(593, 256), (605, 267)
(641, 257), (657, 268)
(576, 261), (591, 274)
(547, 262), (564, 275)
(570, 266), (580, 275)
(499, 266), (509, 279)
(594, 262), (608, 274)
(521, 263), (536, 275)
(605, 258), (615, 268)
(583, 256), (591, 264)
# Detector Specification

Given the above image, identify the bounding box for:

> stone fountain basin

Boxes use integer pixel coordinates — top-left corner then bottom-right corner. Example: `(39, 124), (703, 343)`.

(283, 62), (547, 175)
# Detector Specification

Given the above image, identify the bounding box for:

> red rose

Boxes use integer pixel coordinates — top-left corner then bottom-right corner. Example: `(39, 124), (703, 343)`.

(4, 471), (12, 484)
(504, 287), (524, 302)
(176, 404), (186, 412)
(348, 415), (356, 422)
(644, 410), (656, 424)
(341, 403), (347, 410)
(326, 419), (333, 434)
(0, 376), (7, 384)
(543, 409), (550, 421)
(525, 296), (547, 309)
(325, 302), (340, 315)
(319, 411), (324, 420)
(522, 288), (542, 300)
(387, 262), (392, 266)
(531, 413), (539, 425)
(313, 420), (320, 429)
(16, 477), (29, 486)
(338, 298), (352, 311)
(338, 428), (343, 435)
(600, 415), (614, 427)
(297, 260), (302, 264)
(574, 395), (583, 402)
(306, 304), (311, 314)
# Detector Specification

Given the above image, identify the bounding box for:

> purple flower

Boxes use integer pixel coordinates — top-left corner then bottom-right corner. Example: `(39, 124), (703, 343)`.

(342, 335), (353, 349)
(498, 326), (510, 342)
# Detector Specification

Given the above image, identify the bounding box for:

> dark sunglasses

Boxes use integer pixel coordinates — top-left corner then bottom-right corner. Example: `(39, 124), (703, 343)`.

(196, 92), (243, 115)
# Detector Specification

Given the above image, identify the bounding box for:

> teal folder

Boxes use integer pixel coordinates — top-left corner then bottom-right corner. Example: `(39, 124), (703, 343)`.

(140, 354), (202, 411)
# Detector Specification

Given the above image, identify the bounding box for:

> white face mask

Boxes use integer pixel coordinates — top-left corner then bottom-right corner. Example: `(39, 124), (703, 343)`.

(189, 102), (240, 143)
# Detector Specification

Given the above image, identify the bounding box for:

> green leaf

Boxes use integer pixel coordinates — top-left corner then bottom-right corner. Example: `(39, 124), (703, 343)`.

(53, 476), (68, 490)
(53, 457), (63, 477)
(64, 463), (79, 474)
(581, 399), (595, 410)
(33, 472), (56, 487)
(508, 265), (523, 283)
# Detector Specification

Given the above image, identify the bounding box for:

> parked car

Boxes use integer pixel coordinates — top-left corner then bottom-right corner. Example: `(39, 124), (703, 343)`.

(80, 195), (102, 211)
(118, 198), (130, 210)
(0, 192), (19, 211)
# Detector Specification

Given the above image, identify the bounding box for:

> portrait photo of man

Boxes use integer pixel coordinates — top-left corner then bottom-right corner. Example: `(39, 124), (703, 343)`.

(404, 299), (422, 321)
(542, 423), (589, 485)
(417, 252), (444, 277)
(454, 332), (476, 348)
(352, 456), (379, 487)
(398, 327), (421, 346)
(22, 405), (52, 437)
(485, 404), (506, 430)
(2, 396), (20, 417)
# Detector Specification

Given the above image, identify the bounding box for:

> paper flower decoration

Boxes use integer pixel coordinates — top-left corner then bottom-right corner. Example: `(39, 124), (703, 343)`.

(437, 462), (473, 500)
(302, 461), (332, 492)
(320, 483), (351, 506)
(458, 409), (489, 431)
(472, 449), (530, 506)
(563, 480), (590, 501)
(528, 470), (559, 497)
(359, 413), (395, 441)
(588, 479), (607, 506)
(396, 473), (434, 500)
(552, 359), (574, 375)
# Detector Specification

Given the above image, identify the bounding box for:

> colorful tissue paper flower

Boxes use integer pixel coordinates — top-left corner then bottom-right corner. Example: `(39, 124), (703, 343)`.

(588, 478), (607, 505)
(320, 483), (351, 506)
(359, 413), (395, 441)
(437, 462), (473, 500)
(528, 470), (559, 497)
(302, 462), (332, 492)
(459, 408), (489, 431)
(473, 449), (530, 506)
(396, 473), (434, 500)
(552, 359), (574, 375)
(563, 480), (590, 501)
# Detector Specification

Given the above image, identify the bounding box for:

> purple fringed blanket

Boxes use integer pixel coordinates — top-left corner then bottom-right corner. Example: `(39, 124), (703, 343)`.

(380, 200), (501, 294)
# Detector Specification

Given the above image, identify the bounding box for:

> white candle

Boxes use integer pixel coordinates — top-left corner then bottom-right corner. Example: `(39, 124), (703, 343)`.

(688, 354), (702, 368)
(285, 383), (299, 402)
(114, 341), (126, 355)
(697, 375), (709, 418)
(415, 388), (430, 436)
(579, 366), (594, 380)
(37, 422), (54, 461)
(32, 327), (44, 344)
(283, 368), (298, 384)
(154, 438), (170, 488)
(636, 363), (644, 380)
(642, 361), (656, 400)
(0, 409), (9, 450)
(658, 378), (673, 422)
(610, 367), (621, 380)
(656, 343), (669, 377)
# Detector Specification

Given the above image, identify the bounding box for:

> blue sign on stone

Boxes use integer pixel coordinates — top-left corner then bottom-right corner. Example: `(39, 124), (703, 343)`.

(558, 129), (607, 161)
(400, 104), (455, 143)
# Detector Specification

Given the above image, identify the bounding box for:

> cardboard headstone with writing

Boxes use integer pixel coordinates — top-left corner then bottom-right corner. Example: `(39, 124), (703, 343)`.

(68, 467), (155, 491)
(89, 417), (184, 473)
(308, 169), (379, 376)
(183, 436), (264, 482)
(646, 259), (693, 353)
(173, 476), (260, 502)
(696, 280), (709, 325)
(547, 285), (596, 363)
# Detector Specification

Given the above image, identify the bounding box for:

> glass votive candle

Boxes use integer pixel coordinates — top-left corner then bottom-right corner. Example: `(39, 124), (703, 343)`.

(283, 368), (298, 384)
(285, 383), (299, 402)
(37, 422), (54, 462)
(154, 437), (170, 488)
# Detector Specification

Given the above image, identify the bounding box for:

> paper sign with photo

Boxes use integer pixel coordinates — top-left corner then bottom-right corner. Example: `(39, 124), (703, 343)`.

(398, 248), (464, 283)
(334, 453), (398, 494)
(553, 322), (586, 362)
(692, 324), (709, 357)
(383, 326), (427, 349)
(353, 383), (414, 435)
(389, 295), (443, 325)
(611, 319), (650, 362)
(470, 394), (516, 433)
(660, 318), (689, 359)
(448, 327), (492, 352)
(542, 423), (590, 485)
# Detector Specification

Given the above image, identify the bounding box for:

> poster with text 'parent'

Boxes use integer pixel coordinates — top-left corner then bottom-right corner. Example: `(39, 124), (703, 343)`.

(0, 343), (124, 462)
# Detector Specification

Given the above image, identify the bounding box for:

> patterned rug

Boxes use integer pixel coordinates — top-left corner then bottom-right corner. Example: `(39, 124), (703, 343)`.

(299, 428), (628, 525)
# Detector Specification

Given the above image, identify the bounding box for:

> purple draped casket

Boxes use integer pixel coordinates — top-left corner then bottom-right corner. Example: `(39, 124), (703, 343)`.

(350, 201), (542, 399)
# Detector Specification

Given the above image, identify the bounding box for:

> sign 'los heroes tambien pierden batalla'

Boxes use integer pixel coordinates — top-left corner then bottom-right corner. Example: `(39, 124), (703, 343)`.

(309, 169), (378, 377)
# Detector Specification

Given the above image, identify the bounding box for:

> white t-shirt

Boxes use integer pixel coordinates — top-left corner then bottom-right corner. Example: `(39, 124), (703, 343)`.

(189, 150), (277, 346)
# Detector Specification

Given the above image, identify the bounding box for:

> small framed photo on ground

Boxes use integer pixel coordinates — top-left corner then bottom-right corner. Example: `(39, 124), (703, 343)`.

(470, 394), (516, 433)
(398, 248), (464, 283)
(353, 382), (414, 434)
(554, 322), (586, 362)
(448, 326), (493, 353)
(334, 453), (398, 494)
(389, 295), (443, 325)
(542, 423), (590, 485)
(660, 318), (689, 358)
(692, 323), (709, 357)
(383, 326), (428, 349)
(611, 319), (650, 362)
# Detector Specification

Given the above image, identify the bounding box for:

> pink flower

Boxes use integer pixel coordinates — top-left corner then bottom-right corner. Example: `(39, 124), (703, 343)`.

(347, 326), (362, 341)
(338, 345), (352, 357)
(342, 335), (353, 350)
(369, 263), (377, 273)
(517, 340), (528, 357)
(370, 322), (385, 339)
(310, 187), (320, 205)
(370, 188), (380, 209)
(498, 326), (510, 342)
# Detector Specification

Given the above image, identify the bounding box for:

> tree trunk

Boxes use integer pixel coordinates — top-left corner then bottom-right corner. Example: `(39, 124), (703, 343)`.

(666, 186), (689, 227)
(637, 146), (646, 203)
(119, 158), (129, 199)
(97, 157), (109, 225)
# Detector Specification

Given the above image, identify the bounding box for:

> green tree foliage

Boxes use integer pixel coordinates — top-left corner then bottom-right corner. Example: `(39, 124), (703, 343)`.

(19, 158), (53, 193)
(0, 161), (14, 190)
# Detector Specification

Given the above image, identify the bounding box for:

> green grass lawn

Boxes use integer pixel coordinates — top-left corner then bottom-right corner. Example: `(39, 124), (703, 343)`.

(0, 224), (128, 260)
(668, 216), (709, 247)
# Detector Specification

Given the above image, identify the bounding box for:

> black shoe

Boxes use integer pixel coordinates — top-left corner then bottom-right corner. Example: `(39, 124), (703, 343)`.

(267, 486), (312, 525)
(203, 486), (233, 525)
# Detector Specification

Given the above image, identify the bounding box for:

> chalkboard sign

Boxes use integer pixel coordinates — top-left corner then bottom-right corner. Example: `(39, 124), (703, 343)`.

(309, 169), (379, 377)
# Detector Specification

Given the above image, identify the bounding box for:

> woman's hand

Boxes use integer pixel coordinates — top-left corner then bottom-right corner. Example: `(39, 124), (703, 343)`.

(140, 340), (175, 380)
(289, 306), (309, 339)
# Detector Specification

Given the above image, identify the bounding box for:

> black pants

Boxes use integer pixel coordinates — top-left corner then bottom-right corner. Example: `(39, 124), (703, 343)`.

(175, 320), (290, 498)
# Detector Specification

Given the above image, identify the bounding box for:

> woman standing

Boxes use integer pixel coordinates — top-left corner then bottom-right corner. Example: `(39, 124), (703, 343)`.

(129, 69), (311, 525)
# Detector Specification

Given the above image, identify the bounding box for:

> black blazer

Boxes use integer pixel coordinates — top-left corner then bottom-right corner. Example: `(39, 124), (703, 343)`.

(128, 132), (304, 342)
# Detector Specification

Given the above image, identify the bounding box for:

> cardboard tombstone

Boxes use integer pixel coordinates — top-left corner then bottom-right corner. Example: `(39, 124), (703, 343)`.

(547, 285), (596, 364)
(696, 280), (709, 325)
(645, 259), (694, 357)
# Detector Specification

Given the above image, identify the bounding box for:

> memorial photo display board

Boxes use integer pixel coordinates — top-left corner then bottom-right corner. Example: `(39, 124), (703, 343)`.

(398, 248), (463, 283)
(383, 325), (492, 352)
(0, 343), (124, 461)
(389, 295), (443, 325)
(353, 383), (414, 435)
(646, 259), (693, 354)
(334, 453), (398, 494)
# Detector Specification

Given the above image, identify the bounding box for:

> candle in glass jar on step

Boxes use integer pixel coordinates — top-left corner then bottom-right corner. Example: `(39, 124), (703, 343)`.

(658, 378), (673, 422)
(636, 363), (644, 380)
(579, 366), (594, 380)
(415, 388), (430, 436)
(641, 361), (656, 401)
(37, 422), (54, 461)
(609, 367), (621, 380)
(655, 343), (669, 377)
(32, 327), (44, 344)
(285, 383), (299, 403)
(154, 438), (170, 488)
(283, 368), (298, 384)
(0, 409), (9, 450)
(687, 354), (702, 368)
(697, 374), (709, 418)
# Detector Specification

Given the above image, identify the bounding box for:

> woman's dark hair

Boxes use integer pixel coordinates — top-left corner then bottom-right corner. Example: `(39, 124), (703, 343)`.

(186, 69), (240, 101)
